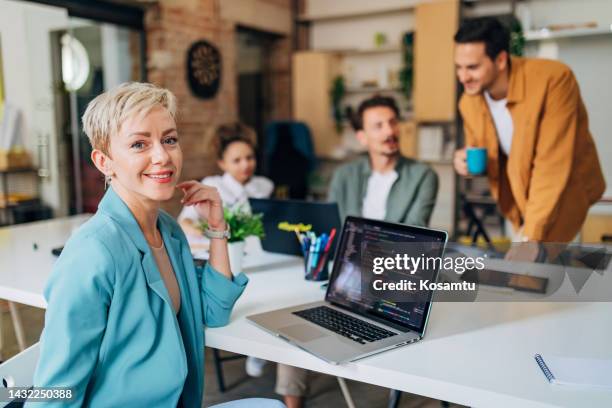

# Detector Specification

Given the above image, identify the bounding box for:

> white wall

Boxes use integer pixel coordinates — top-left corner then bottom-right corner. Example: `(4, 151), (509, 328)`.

(310, 13), (414, 51)
(524, 0), (612, 30)
(0, 0), (69, 216)
(307, 0), (415, 89)
(101, 24), (133, 90)
(305, 0), (418, 17)
(1, 2), (135, 217)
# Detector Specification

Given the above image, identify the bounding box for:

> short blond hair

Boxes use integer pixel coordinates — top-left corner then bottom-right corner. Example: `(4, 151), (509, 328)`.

(82, 82), (177, 155)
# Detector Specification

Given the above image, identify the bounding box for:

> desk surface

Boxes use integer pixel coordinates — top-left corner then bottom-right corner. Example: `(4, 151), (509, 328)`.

(0, 215), (91, 308)
(0, 215), (297, 308)
(210, 264), (612, 408)
(2, 216), (611, 407)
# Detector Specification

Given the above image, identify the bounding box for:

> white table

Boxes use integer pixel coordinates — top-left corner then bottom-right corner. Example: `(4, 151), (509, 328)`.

(0, 215), (298, 308)
(210, 264), (612, 408)
(2, 216), (612, 407)
(0, 215), (91, 309)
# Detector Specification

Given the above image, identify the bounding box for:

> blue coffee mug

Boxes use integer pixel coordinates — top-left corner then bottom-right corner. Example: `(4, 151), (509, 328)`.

(466, 147), (487, 175)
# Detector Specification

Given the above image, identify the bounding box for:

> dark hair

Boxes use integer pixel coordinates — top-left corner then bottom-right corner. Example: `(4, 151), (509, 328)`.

(454, 17), (510, 62)
(354, 95), (400, 131)
(214, 122), (256, 160)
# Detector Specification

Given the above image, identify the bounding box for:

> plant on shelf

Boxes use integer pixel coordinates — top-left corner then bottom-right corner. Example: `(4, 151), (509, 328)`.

(330, 75), (345, 134)
(399, 32), (414, 101)
(199, 207), (264, 274)
(510, 19), (525, 56)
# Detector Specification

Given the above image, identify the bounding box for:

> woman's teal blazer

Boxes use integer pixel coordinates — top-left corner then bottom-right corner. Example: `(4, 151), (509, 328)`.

(28, 187), (248, 407)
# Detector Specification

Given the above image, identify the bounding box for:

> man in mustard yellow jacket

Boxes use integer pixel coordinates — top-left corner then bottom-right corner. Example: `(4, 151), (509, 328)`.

(453, 17), (605, 245)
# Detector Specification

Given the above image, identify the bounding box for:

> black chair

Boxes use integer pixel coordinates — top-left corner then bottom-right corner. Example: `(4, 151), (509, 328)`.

(388, 389), (451, 408)
(11, 201), (53, 224)
(210, 348), (246, 392)
(263, 121), (316, 200)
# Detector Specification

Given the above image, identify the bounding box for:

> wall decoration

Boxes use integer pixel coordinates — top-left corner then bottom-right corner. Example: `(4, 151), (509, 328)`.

(187, 40), (221, 99)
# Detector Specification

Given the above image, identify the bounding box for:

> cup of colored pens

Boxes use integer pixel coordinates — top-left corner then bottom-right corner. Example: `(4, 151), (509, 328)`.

(295, 228), (336, 281)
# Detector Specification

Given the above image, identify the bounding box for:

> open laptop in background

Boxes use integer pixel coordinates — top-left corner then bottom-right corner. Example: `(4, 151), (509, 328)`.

(248, 216), (448, 364)
(249, 198), (341, 256)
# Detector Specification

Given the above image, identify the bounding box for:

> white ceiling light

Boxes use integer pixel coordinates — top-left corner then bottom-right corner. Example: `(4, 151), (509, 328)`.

(61, 33), (90, 91)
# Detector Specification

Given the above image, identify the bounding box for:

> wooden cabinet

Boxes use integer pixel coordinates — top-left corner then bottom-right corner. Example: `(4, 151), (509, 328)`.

(413, 0), (459, 122)
(582, 213), (612, 243)
(292, 51), (342, 158)
(399, 120), (417, 159)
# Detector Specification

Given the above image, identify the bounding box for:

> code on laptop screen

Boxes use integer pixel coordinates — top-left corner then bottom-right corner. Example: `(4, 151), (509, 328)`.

(327, 218), (445, 332)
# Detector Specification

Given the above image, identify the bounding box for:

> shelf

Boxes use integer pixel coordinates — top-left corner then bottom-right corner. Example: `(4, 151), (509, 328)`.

(525, 26), (612, 41)
(345, 86), (403, 94)
(422, 159), (453, 166)
(297, 5), (414, 23)
(0, 167), (38, 175)
(321, 47), (403, 56)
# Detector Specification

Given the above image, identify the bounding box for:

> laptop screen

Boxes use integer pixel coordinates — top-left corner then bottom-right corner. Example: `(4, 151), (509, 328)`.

(326, 217), (447, 334)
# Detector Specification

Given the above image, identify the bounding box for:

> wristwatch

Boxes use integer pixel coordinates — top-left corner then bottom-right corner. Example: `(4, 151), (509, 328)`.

(204, 225), (231, 240)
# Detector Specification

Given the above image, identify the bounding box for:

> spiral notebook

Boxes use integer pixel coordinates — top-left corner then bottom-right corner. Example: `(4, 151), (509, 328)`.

(534, 354), (612, 389)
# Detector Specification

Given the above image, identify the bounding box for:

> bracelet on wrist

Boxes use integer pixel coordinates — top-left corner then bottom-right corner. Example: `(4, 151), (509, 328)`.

(204, 224), (230, 240)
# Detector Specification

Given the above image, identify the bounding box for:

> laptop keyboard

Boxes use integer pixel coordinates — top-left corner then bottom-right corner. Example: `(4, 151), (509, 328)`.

(293, 306), (396, 345)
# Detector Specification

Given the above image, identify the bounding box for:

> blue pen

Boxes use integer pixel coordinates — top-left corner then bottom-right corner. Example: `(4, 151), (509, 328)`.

(312, 233), (328, 273)
(312, 233), (327, 269)
(306, 234), (316, 273)
(319, 233), (328, 251)
(302, 236), (310, 256)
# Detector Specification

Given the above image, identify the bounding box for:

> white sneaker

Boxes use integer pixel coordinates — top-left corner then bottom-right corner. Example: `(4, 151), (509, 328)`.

(245, 356), (267, 377)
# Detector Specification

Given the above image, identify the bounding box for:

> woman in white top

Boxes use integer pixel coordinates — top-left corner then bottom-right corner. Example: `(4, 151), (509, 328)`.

(178, 122), (274, 237)
(177, 122), (273, 379)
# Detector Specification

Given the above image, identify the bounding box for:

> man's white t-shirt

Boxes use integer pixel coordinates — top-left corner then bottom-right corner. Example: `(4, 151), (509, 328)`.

(484, 91), (513, 156)
(362, 170), (398, 220)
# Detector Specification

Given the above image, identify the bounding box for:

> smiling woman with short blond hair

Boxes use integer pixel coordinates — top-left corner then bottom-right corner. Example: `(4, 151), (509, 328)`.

(28, 82), (284, 408)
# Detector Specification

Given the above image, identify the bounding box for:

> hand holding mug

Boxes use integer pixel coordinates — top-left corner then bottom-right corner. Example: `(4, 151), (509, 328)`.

(466, 147), (487, 175)
(454, 147), (488, 176)
(453, 148), (468, 176)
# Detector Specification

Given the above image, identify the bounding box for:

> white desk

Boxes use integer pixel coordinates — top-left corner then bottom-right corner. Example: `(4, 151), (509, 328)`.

(2, 216), (612, 407)
(210, 265), (612, 408)
(0, 215), (298, 308)
(0, 215), (91, 309)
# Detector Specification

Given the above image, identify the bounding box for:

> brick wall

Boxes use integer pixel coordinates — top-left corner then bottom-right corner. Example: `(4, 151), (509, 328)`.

(144, 0), (293, 215)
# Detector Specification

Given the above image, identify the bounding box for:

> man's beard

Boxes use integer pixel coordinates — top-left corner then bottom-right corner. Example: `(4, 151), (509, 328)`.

(381, 137), (399, 157)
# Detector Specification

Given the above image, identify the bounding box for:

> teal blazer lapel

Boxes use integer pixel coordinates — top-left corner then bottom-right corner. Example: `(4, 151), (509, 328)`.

(158, 212), (199, 356)
(161, 223), (198, 330)
(97, 187), (174, 311)
(141, 251), (175, 309)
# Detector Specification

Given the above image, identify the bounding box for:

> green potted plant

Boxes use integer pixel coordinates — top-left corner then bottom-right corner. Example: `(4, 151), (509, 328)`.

(510, 19), (525, 56)
(200, 207), (265, 274)
(399, 32), (414, 101)
(330, 75), (345, 134)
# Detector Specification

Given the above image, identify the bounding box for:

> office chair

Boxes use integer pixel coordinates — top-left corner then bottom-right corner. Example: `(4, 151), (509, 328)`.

(263, 121), (316, 200)
(210, 348), (246, 392)
(0, 342), (40, 408)
(0, 301), (26, 362)
(388, 389), (450, 408)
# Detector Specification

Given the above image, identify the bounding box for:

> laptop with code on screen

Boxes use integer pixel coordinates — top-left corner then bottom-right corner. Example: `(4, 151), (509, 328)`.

(247, 216), (447, 364)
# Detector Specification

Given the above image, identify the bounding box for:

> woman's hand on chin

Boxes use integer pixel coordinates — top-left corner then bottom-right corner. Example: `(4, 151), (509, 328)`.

(177, 181), (226, 230)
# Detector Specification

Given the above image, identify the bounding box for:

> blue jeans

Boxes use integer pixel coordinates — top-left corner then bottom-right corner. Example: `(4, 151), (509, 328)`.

(210, 398), (286, 408)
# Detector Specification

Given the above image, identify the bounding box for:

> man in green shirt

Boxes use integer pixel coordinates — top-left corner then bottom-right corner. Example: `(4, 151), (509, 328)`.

(328, 95), (439, 227)
(277, 97), (439, 408)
